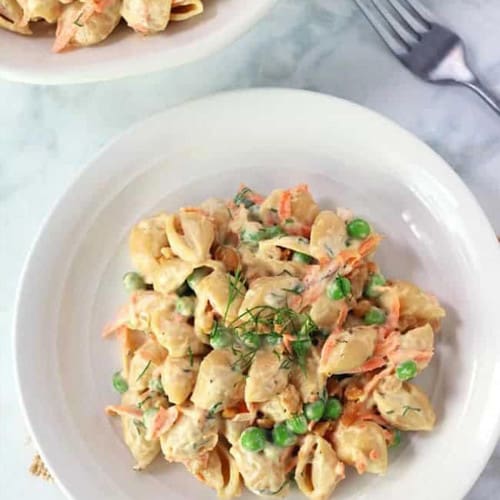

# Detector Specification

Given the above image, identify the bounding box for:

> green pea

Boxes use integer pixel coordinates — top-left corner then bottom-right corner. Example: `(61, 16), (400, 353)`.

(286, 414), (308, 435)
(210, 327), (233, 349)
(304, 400), (325, 422)
(122, 272), (146, 292)
(272, 423), (297, 447)
(112, 371), (128, 394)
(175, 296), (195, 317)
(240, 427), (267, 452)
(364, 273), (386, 298)
(265, 333), (282, 346)
(323, 398), (343, 420)
(326, 276), (351, 300)
(390, 429), (401, 448)
(363, 307), (386, 325)
(292, 251), (313, 264)
(242, 332), (261, 350)
(346, 218), (371, 239)
(187, 267), (211, 290)
(396, 360), (418, 381)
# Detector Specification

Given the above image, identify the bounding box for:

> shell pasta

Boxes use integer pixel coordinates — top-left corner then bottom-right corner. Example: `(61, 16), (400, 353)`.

(0, 0), (206, 52)
(104, 184), (445, 499)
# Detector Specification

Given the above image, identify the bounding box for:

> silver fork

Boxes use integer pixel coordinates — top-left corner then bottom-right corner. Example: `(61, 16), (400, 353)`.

(354, 0), (500, 115)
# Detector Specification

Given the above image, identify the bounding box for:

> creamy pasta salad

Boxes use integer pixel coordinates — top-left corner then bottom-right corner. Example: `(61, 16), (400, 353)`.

(0, 0), (204, 52)
(103, 184), (445, 499)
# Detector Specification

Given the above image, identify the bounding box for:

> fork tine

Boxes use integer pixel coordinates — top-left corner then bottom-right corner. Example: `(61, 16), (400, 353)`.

(372, 0), (418, 45)
(354, 0), (407, 55)
(403, 0), (437, 24)
(387, 0), (428, 34)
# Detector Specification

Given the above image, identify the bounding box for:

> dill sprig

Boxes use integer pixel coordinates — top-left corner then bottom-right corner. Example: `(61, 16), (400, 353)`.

(136, 360), (151, 381)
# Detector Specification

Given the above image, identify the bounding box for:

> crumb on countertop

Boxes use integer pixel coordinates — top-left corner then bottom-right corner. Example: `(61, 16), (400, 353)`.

(29, 454), (53, 482)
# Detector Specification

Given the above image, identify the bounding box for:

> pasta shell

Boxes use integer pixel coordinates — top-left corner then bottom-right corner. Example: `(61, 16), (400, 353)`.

(194, 270), (245, 334)
(257, 235), (311, 260)
(186, 443), (243, 499)
(245, 350), (289, 404)
(160, 356), (200, 405)
(230, 442), (289, 497)
(319, 326), (378, 376)
(309, 295), (347, 331)
(152, 258), (195, 294)
(389, 323), (434, 370)
(238, 275), (301, 314)
(295, 434), (345, 500)
(152, 314), (208, 357)
(310, 211), (347, 260)
(239, 246), (305, 281)
(258, 384), (301, 423)
(121, 0), (172, 34)
(122, 413), (161, 470)
(128, 340), (167, 391)
(18, 0), (60, 24)
(53, 0), (121, 52)
(290, 346), (326, 403)
(128, 214), (169, 283)
(373, 376), (436, 431)
(260, 186), (319, 226)
(393, 281), (445, 332)
(0, 0), (32, 33)
(170, 0), (204, 22)
(165, 210), (215, 264)
(333, 420), (388, 475)
(160, 404), (218, 462)
(199, 198), (231, 245)
(191, 350), (246, 411)
(120, 391), (161, 470)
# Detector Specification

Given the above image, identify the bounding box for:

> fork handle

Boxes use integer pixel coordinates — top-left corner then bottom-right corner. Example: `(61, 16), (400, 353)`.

(462, 78), (500, 115)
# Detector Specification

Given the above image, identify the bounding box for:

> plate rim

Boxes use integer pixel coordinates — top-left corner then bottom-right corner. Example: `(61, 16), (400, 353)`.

(13, 88), (500, 499)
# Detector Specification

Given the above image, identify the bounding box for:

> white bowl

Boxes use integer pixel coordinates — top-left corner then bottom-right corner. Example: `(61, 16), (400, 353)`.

(0, 0), (277, 84)
(14, 89), (500, 500)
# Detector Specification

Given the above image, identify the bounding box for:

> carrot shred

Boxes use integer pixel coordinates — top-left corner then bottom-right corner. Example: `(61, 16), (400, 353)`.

(278, 190), (292, 220)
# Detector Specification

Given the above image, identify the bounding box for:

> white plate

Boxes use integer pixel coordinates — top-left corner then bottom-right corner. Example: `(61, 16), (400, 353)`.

(0, 0), (276, 84)
(14, 89), (500, 500)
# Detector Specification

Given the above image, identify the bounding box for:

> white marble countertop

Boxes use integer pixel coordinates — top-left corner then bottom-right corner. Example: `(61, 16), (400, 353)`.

(1, 0), (499, 498)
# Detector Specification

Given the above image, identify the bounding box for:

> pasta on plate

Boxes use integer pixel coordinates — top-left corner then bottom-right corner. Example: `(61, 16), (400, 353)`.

(0, 0), (205, 52)
(103, 184), (445, 499)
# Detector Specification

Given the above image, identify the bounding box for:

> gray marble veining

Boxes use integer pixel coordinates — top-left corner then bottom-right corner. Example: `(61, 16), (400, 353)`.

(1, 0), (498, 499)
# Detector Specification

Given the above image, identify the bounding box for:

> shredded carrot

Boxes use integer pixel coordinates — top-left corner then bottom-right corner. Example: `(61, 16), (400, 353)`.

(359, 234), (383, 258)
(102, 305), (129, 337)
(105, 405), (142, 418)
(278, 190), (292, 220)
(356, 356), (387, 372)
(335, 302), (349, 329)
(319, 333), (338, 370)
(151, 406), (179, 439)
(361, 365), (394, 399)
